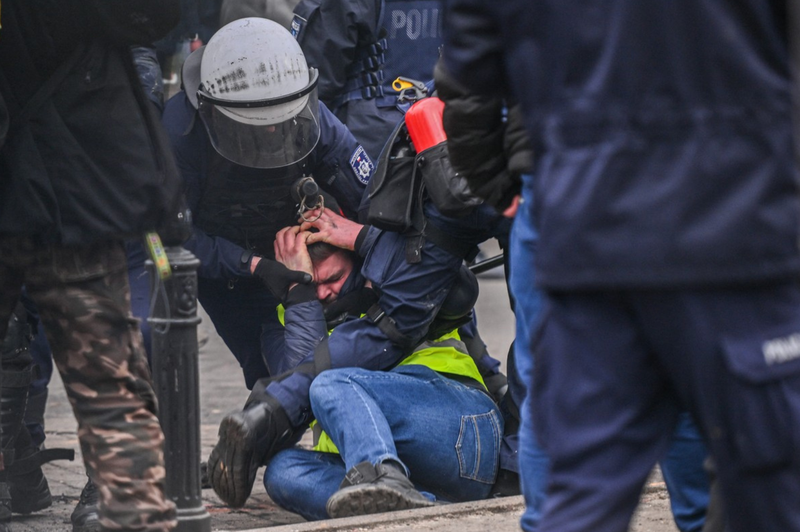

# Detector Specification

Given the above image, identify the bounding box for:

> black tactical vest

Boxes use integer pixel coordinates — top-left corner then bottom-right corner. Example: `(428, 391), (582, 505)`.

(194, 151), (307, 259)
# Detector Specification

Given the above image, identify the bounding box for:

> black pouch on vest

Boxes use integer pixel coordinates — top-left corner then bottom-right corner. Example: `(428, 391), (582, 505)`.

(416, 141), (482, 218)
(366, 122), (420, 232)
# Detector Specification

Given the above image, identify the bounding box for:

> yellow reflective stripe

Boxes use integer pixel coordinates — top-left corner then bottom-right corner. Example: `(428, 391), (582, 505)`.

(277, 303), (334, 332)
(310, 420), (339, 453)
(398, 329), (486, 388)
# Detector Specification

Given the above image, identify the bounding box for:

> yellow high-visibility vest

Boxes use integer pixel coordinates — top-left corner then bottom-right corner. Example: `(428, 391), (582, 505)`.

(277, 305), (486, 454)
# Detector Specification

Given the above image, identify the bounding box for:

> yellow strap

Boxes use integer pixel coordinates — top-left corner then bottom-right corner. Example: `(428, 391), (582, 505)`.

(145, 232), (171, 280)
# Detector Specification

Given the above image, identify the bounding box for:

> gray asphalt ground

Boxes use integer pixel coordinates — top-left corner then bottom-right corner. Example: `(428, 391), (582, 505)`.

(10, 241), (678, 532)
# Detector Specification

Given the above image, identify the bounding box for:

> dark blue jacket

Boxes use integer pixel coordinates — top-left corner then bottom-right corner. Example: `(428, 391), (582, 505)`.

(161, 91), (371, 279)
(443, 0), (800, 289)
(0, 1), (182, 245)
(292, 0), (443, 157)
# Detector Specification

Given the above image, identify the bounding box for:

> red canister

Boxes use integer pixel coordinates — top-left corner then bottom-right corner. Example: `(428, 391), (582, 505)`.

(405, 97), (447, 153)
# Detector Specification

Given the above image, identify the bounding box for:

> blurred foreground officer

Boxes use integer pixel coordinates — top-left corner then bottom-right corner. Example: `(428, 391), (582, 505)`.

(161, 18), (370, 389)
(442, 1), (800, 531)
(0, 1), (183, 531)
(291, 0), (443, 157)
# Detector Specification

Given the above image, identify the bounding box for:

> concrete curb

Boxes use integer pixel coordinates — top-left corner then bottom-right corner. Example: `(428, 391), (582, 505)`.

(222, 496), (525, 532)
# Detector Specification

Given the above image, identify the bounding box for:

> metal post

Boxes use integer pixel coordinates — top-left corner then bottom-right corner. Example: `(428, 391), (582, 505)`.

(148, 246), (211, 532)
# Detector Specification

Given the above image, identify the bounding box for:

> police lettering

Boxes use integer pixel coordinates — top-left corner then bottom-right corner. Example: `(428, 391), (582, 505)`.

(389, 9), (441, 40)
(763, 332), (800, 365)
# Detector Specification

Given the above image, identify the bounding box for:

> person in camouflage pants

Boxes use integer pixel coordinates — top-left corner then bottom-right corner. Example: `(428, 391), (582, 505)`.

(0, 237), (176, 531)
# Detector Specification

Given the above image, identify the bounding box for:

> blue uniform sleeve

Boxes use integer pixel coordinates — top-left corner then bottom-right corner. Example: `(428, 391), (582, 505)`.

(281, 300), (328, 373)
(308, 102), (373, 220)
(293, 0), (380, 103)
(182, 228), (250, 280)
(161, 93), (253, 280)
(356, 225), (381, 258)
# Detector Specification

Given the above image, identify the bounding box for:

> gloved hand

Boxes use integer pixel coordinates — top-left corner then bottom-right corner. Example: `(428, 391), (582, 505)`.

(252, 257), (312, 302)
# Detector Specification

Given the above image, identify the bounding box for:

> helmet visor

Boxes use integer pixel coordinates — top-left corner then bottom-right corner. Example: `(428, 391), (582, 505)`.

(198, 85), (321, 169)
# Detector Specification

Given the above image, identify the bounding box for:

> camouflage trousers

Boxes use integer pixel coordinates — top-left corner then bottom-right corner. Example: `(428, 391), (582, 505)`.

(0, 236), (177, 531)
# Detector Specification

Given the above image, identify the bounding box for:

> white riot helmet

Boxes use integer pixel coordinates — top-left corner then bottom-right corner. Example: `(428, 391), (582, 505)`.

(193, 17), (320, 168)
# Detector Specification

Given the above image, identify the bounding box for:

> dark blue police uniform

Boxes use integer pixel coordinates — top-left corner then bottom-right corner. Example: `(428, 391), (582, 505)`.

(291, 0), (443, 158)
(161, 91), (371, 388)
(442, 1), (800, 531)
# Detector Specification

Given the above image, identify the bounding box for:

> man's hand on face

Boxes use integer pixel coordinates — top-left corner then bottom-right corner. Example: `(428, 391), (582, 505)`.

(299, 208), (363, 251)
(248, 226), (315, 302)
(274, 226), (314, 277)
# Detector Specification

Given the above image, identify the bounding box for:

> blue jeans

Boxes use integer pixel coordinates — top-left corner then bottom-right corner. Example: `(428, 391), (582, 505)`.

(660, 413), (710, 532)
(265, 365), (503, 520)
(508, 186), (550, 531)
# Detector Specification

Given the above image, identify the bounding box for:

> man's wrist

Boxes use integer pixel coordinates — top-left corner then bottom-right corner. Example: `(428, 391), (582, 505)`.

(284, 282), (317, 306)
(240, 250), (258, 274)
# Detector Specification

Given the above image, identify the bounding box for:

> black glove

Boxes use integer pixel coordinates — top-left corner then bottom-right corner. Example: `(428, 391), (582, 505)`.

(252, 258), (313, 302)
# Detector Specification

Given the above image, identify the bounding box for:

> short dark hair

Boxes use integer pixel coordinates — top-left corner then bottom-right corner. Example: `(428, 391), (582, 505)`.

(307, 241), (352, 263)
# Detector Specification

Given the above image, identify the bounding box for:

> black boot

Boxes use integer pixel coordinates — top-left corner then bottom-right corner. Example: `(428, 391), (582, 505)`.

(1, 307), (73, 515)
(0, 481), (11, 532)
(0, 307), (31, 472)
(325, 460), (435, 518)
(208, 390), (295, 508)
(22, 389), (47, 452)
(0, 307), (40, 517)
(70, 478), (100, 532)
(7, 426), (51, 514)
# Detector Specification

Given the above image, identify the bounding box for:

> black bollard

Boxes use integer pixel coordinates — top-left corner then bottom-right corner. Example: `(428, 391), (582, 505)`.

(148, 245), (211, 532)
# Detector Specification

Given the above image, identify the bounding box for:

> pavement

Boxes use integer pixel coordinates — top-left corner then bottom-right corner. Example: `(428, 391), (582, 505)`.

(9, 244), (679, 532)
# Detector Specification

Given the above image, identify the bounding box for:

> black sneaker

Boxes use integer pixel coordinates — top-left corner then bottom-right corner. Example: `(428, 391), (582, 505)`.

(71, 478), (100, 532)
(326, 461), (435, 519)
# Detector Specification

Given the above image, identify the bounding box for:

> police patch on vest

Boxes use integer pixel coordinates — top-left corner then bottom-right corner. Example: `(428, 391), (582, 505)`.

(291, 15), (306, 39)
(349, 146), (374, 184)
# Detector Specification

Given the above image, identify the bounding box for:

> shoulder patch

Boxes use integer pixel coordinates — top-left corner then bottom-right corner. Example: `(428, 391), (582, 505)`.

(349, 146), (374, 185)
(291, 15), (306, 39)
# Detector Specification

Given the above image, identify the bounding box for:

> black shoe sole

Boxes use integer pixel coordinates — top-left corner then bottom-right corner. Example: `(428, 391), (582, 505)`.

(10, 474), (51, 514)
(326, 484), (436, 519)
(208, 414), (259, 508)
(72, 519), (101, 532)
